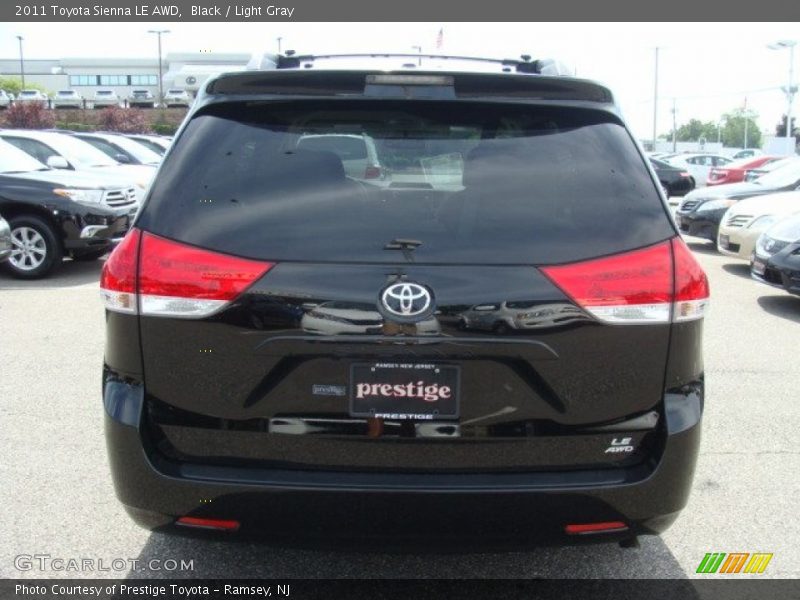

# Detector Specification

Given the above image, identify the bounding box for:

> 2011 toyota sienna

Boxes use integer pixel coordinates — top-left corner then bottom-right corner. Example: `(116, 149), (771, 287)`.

(101, 53), (709, 547)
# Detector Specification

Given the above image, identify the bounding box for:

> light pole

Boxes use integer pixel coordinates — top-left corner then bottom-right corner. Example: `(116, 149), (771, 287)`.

(16, 35), (25, 89)
(412, 45), (422, 66)
(652, 47), (660, 152)
(768, 40), (798, 142)
(148, 29), (170, 106)
(277, 37), (282, 54)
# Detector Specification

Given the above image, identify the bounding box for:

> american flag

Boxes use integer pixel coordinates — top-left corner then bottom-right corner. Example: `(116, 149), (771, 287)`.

(436, 28), (443, 50)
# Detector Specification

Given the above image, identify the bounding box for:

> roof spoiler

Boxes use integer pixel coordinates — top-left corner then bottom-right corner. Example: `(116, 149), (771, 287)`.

(245, 52), (573, 76)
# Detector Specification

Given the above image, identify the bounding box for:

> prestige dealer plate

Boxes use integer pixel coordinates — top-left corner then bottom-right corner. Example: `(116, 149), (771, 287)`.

(350, 362), (460, 420)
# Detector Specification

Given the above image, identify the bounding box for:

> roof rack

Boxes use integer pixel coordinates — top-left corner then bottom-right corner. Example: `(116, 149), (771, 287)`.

(246, 52), (573, 76)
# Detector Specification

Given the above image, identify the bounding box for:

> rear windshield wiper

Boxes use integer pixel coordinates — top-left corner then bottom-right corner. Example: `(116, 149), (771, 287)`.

(384, 238), (423, 262)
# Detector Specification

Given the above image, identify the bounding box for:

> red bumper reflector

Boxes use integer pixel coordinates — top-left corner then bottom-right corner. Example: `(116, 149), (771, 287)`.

(565, 521), (628, 535)
(176, 516), (240, 531)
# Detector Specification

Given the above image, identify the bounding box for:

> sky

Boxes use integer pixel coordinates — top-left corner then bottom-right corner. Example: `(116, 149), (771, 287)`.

(0, 22), (797, 140)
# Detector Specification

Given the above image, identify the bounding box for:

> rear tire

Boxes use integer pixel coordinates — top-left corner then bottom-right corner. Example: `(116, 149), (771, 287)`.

(492, 322), (510, 335)
(3, 215), (62, 279)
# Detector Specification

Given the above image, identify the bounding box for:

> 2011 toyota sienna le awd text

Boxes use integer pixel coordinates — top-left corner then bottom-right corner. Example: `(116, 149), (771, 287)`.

(100, 53), (709, 547)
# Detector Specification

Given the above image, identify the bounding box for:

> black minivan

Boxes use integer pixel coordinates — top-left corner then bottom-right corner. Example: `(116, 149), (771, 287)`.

(101, 55), (709, 546)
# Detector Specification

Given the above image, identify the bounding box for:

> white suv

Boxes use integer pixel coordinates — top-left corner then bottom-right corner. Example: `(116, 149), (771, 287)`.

(52, 90), (83, 109)
(93, 90), (121, 109)
(162, 89), (191, 107)
(16, 90), (49, 107)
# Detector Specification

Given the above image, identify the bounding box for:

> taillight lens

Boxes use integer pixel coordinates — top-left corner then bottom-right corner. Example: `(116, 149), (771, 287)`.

(100, 228), (140, 314)
(672, 237), (710, 321)
(100, 228), (274, 318)
(364, 165), (382, 179)
(679, 172), (690, 178)
(542, 238), (709, 324)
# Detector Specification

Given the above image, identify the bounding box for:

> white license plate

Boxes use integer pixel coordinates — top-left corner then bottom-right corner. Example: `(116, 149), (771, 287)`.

(752, 259), (766, 276)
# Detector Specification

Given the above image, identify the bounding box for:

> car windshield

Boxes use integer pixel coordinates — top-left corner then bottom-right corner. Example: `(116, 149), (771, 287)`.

(96, 91), (113, 96)
(20, 91), (39, 97)
(168, 90), (184, 95)
(0, 140), (49, 173)
(57, 91), (75, 96)
(754, 159), (800, 187)
(44, 134), (119, 167)
(104, 135), (161, 164)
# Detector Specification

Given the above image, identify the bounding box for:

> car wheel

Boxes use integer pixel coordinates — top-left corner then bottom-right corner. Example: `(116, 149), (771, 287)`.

(4, 215), (63, 279)
(492, 322), (510, 335)
(72, 247), (109, 261)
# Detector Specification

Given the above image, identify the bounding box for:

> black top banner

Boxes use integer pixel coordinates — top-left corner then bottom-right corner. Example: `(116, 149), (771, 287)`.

(3, 0), (800, 21)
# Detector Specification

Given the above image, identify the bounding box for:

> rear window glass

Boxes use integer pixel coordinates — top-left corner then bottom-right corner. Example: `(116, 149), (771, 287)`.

(297, 135), (368, 160)
(139, 100), (673, 265)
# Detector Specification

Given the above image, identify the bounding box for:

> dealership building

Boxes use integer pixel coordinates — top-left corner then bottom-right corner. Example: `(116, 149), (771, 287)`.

(0, 52), (250, 97)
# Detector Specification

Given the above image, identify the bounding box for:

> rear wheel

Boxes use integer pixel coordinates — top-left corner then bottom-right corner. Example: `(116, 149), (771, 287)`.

(492, 321), (510, 335)
(4, 215), (62, 279)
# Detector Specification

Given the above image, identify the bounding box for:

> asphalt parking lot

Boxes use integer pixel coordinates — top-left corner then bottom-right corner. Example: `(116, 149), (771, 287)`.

(1, 237), (798, 580)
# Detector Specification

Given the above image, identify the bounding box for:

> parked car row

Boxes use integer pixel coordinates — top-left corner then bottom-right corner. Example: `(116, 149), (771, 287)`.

(0, 88), (193, 109)
(0, 129), (170, 278)
(674, 154), (800, 298)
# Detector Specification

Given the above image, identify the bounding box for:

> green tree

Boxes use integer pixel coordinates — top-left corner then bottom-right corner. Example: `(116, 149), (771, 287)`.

(720, 108), (761, 148)
(0, 77), (51, 96)
(662, 118), (718, 143)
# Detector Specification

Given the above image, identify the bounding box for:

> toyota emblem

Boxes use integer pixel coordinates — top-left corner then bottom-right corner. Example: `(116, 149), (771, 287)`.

(381, 282), (432, 318)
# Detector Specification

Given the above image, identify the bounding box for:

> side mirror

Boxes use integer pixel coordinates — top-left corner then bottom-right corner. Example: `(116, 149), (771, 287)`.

(46, 155), (69, 169)
(115, 154), (131, 164)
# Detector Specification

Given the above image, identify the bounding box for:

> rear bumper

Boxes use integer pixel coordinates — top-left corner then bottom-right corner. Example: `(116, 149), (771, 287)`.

(103, 376), (703, 545)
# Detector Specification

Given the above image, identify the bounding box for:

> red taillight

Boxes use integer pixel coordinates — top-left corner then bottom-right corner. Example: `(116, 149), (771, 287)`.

(541, 238), (709, 324)
(100, 228), (140, 314)
(672, 237), (710, 321)
(679, 172), (690, 178)
(176, 516), (240, 531)
(364, 165), (382, 179)
(100, 228), (274, 318)
(565, 521), (628, 535)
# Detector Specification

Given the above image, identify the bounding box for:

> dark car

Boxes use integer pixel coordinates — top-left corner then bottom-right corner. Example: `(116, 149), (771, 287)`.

(676, 159), (800, 241)
(0, 213), (11, 262)
(0, 140), (138, 278)
(100, 54), (709, 547)
(751, 213), (800, 296)
(650, 158), (694, 196)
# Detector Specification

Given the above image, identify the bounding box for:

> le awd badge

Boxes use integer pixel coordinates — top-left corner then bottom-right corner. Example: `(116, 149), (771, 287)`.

(604, 437), (635, 454)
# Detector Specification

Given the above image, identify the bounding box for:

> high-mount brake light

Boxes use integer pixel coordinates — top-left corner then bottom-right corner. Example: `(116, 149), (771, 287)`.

(542, 238), (709, 324)
(100, 229), (274, 318)
(366, 74), (455, 86)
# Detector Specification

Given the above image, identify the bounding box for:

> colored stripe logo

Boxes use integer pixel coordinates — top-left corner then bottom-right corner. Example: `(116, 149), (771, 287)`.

(696, 553), (773, 574)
